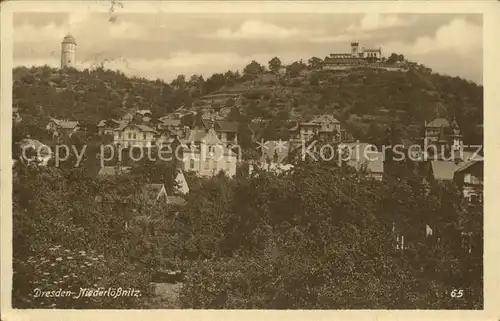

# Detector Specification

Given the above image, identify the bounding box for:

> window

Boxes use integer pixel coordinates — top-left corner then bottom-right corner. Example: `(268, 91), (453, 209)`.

(133, 133), (137, 139)
(143, 133), (147, 140)
(204, 160), (210, 170)
(128, 133), (131, 139)
(190, 159), (195, 169)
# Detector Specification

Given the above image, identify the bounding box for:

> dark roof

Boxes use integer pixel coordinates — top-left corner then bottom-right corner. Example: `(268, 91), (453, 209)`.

(202, 120), (239, 133)
(98, 166), (132, 176)
(50, 118), (79, 129)
(167, 196), (187, 206)
(454, 160), (482, 173)
(426, 118), (450, 128)
(62, 34), (76, 44)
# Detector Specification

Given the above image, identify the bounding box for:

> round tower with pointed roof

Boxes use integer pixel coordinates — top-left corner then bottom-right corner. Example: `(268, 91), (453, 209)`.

(61, 34), (77, 68)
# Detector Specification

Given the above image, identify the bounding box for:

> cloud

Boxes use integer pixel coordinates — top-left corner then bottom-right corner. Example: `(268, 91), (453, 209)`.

(204, 19), (319, 40)
(310, 14), (417, 44)
(14, 23), (67, 43)
(382, 18), (481, 57)
(346, 14), (414, 33)
(381, 18), (482, 83)
(310, 33), (375, 44)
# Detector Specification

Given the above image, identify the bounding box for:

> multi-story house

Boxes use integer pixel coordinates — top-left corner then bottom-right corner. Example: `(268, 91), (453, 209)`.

(201, 119), (239, 147)
(113, 123), (157, 148)
(46, 118), (79, 137)
(289, 115), (344, 142)
(423, 117), (463, 160)
(97, 119), (128, 136)
(453, 160), (483, 205)
(181, 128), (238, 178)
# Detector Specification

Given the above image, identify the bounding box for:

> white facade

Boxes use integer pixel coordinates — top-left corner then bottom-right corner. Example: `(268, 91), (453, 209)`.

(182, 129), (238, 178)
(61, 34), (76, 68)
(113, 124), (156, 148)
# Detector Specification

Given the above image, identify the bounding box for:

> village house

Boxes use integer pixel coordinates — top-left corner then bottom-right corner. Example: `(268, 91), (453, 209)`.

(46, 118), (79, 137)
(181, 128), (238, 178)
(289, 114), (343, 143)
(142, 183), (187, 206)
(200, 119), (239, 147)
(340, 142), (385, 181)
(113, 123), (157, 148)
(453, 160), (483, 205)
(97, 119), (128, 136)
(423, 117), (463, 160)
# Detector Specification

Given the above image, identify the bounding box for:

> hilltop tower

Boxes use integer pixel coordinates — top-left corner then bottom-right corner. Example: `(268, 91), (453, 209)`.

(61, 34), (77, 68)
(351, 42), (360, 58)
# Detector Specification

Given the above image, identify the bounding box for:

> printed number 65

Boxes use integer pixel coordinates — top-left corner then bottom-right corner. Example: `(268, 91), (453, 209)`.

(450, 289), (464, 298)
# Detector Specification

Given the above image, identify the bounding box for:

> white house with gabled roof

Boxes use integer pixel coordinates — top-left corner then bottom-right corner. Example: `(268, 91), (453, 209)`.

(181, 128), (238, 178)
(113, 123), (157, 148)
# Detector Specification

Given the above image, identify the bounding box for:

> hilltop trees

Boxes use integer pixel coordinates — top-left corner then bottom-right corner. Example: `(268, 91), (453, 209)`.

(268, 57), (282, 74)
(244, 60), (265, 76)
(308, 56), (323, 70)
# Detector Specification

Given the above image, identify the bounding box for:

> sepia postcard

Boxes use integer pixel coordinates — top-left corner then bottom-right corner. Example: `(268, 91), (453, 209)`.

(1, 1), (500, 321)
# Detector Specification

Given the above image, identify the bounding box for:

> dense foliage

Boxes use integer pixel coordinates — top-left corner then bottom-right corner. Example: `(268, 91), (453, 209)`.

(12, 159), (482, 309)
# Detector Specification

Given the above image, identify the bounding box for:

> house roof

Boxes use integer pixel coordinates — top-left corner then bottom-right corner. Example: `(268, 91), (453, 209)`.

(167, 195), (187, 206)
(160, 118), (182, 127)
(98, 166), (132, 176)
(185, 129), (208, 143)
(114, 123), (157, 133)
(142, 183), (167, 200)
(62, 34), (76, 44)
(455, 160), (482, 174)
(312, 115), (340, 124)
(202, 120), (239, 133)
(426, 118), (450, 128)
(50, 118), (79, 129)
(430, 161), (458, 181)
(137, 109), (152, 116)
(97, 119), (125, 128)
(203, 128), (224, 145)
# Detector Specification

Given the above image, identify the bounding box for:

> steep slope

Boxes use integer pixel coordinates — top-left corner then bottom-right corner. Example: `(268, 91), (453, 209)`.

(12, 64), (483, 144)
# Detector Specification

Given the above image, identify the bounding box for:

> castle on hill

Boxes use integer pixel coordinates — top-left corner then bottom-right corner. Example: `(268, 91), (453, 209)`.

(323, 41), (385, 69)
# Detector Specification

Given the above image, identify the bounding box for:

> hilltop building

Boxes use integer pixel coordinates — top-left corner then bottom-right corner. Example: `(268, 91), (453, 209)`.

(323, 42), (382, 69)
(61, 34), (77, 69)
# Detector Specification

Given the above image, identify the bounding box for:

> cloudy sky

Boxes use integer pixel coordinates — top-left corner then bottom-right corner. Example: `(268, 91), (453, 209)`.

(13, 12), (482, 84)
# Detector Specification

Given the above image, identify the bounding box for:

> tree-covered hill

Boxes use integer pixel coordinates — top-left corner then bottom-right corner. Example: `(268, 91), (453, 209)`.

(12, 57), (483, 144)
